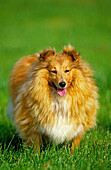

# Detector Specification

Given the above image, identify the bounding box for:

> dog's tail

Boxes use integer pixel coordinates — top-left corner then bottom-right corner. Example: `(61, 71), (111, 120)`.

(6, 97), (14, 121)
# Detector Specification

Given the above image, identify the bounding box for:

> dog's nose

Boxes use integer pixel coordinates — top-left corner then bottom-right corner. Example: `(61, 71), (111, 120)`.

(59, 81), (66, 88)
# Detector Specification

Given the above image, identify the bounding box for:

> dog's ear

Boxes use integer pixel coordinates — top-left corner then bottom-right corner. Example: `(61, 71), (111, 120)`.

(63, 45), (80, 61)
(40, 48), (55, 60)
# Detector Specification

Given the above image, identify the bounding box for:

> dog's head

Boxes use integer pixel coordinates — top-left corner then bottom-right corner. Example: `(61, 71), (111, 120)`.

(39, 45), (80, 96)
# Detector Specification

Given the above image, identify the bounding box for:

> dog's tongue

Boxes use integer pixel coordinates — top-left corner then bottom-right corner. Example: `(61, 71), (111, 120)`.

(57, 88), (67, 96)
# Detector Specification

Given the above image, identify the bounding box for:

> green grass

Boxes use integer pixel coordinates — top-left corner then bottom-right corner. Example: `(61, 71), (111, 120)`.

(0, 0), (111, 169)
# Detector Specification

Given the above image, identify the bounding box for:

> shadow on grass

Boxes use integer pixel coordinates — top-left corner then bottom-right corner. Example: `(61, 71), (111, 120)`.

(0, 122), (22, 151)
(0, 120), (64, 153)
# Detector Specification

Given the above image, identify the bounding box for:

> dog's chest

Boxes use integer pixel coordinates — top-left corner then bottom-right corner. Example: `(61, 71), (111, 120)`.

(37, 96), (83, 144)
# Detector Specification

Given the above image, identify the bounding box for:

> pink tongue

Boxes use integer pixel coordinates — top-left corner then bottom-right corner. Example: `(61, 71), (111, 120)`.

(57, 88), (67, 96)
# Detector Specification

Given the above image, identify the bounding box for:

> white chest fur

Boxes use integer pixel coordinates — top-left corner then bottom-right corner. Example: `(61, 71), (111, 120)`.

(37, 95), (83, 144)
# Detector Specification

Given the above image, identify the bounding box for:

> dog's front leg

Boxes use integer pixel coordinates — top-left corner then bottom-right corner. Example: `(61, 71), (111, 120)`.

(71, 132), (84, 154)
(27, 132), (42, 152)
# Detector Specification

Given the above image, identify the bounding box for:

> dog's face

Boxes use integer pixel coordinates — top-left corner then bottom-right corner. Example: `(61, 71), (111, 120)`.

(48, 54), (73, 96)
(39, 45), (80, 96)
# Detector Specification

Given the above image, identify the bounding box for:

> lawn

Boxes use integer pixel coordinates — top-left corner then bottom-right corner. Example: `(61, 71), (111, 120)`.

(0, 0), (111, 169)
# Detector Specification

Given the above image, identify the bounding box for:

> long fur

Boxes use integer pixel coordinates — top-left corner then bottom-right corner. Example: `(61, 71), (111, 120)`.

(9, 45), (99, 152)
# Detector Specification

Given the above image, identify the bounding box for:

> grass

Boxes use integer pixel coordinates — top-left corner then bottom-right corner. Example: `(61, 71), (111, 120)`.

(0, 0), (111, 169)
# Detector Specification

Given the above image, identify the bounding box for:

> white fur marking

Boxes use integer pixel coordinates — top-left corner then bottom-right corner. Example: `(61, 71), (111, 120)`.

(37, 119), (83, 144)
(37, 95), (83, 144)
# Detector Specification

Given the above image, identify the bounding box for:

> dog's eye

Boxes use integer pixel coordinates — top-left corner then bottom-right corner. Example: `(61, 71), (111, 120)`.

(51, 70), (57, 74)
(65, 70), (70, 73)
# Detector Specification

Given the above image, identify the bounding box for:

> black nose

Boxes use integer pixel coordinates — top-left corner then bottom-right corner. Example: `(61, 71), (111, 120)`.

(59, 81), (66, 88)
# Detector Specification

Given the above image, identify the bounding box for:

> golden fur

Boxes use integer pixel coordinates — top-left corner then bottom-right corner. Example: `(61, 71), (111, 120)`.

(9, 45), (99, 153)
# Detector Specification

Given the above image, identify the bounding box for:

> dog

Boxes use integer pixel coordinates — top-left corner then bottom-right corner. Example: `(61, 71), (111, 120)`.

(9, 45), (99, 153)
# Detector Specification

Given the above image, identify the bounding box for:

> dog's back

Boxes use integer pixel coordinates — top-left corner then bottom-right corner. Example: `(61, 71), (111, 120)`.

(7, 53), (39, 120)
(9, 53), (39, 103)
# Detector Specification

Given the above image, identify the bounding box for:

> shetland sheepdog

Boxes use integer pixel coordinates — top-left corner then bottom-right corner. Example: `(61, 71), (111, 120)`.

(9, 45), (98, 153)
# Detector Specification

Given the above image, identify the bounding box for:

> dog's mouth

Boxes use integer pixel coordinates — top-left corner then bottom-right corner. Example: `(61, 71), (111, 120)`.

(52, 82), (67, 97)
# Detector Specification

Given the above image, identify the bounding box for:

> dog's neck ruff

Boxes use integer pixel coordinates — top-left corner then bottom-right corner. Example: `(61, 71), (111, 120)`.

(37, 94), (83, 144)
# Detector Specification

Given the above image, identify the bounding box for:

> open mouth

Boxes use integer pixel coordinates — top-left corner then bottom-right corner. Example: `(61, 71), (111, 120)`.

(52, 82), (67, 96)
